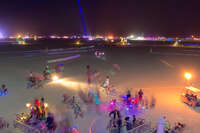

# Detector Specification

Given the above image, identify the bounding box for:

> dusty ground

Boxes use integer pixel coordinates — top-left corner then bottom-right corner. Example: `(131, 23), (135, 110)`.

(0, 47), (200, 133)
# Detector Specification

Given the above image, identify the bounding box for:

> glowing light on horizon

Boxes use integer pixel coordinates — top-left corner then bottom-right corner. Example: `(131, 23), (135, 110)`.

(136, 36), (145, 40)
(50, 35), (56, 39)
(108, 35), (114, 40)
(76, 40), (81, 45)
(63, 36), (69, 39)
(34, 35), (37, 40)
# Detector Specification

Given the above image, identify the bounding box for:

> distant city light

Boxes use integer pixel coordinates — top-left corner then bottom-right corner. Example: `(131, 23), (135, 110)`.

(34, 35), (38, 40)
(108, 35), (114, 40)
(136, 36), (145, 40)
(24, 36), (30, 39)
(50, 35), (56, 39)
(63, 36), (69, 39)
(129, 35), (134, 38)
(76, 40), (81, 45)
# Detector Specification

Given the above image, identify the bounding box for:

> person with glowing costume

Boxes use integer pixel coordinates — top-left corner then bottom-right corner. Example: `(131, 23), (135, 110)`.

(94, 93), (100, 105)
(43, 65), (51, 80)
(125, 89), (132, 105)
(33, 99), (42, 120)
(134, 93), (139, 107)
(109, 99), (117, 111)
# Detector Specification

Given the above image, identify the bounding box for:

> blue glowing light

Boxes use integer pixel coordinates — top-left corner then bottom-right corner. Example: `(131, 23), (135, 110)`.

(77, 0), (87, 36)
(0, 91), (8, 96)
(57, 64), (64, 66)
(167, 39), (174, 42)
(184, 43), (200, 46)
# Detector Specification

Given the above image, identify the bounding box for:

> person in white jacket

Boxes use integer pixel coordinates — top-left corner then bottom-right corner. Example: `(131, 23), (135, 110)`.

(101, 76), (110, 94)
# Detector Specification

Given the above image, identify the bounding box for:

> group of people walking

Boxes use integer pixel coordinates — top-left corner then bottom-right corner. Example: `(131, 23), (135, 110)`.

(108, 109), (145, 133)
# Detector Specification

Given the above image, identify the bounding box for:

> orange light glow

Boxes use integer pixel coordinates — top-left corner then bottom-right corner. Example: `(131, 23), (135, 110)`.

(108, 36), (114, 40)
(26, 103), (32, 108)
(50, 78), (86, 91)
(17, 35), (21, 38)
(52, 76), (59, 81)
(184, 72), (192, 80)
(185, 86), (200, 93)
(44, 103), (48, 108)
(76, 41), (80, 45)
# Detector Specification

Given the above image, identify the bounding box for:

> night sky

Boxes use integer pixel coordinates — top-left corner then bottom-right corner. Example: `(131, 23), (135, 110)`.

(0, 0), (200, 36)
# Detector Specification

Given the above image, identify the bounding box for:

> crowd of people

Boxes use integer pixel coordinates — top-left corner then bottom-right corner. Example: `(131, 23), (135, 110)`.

(14, 63), (187, 133)
(108, 109), (146, 133)
(184, 91), (200, 106)
(121, 88), (156, 110)
(15, 98), (57, 132)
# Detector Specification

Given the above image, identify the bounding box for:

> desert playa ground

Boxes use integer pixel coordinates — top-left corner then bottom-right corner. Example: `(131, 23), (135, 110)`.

(0, 46), (200, 133)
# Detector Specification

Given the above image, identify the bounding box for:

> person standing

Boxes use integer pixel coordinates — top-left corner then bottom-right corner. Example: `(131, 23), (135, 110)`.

(94, 93), (101, 114)
(86, 65), (92, 87)
(150, 96), (156, 108)
(1, 85), (7, 95)
(138, 89), (144, 103)
(132, 115), (136, 128)
(125, 117), (132, 131)
(40, 97), (46, 120)
(101, 76), (110, 94)
(117, 117), (122, 133)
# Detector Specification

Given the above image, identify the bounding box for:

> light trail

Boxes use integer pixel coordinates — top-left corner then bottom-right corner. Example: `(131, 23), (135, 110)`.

(160, 59), (174, 68)
(77, 0), (87, 36)
(49, 77), (87, 91)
